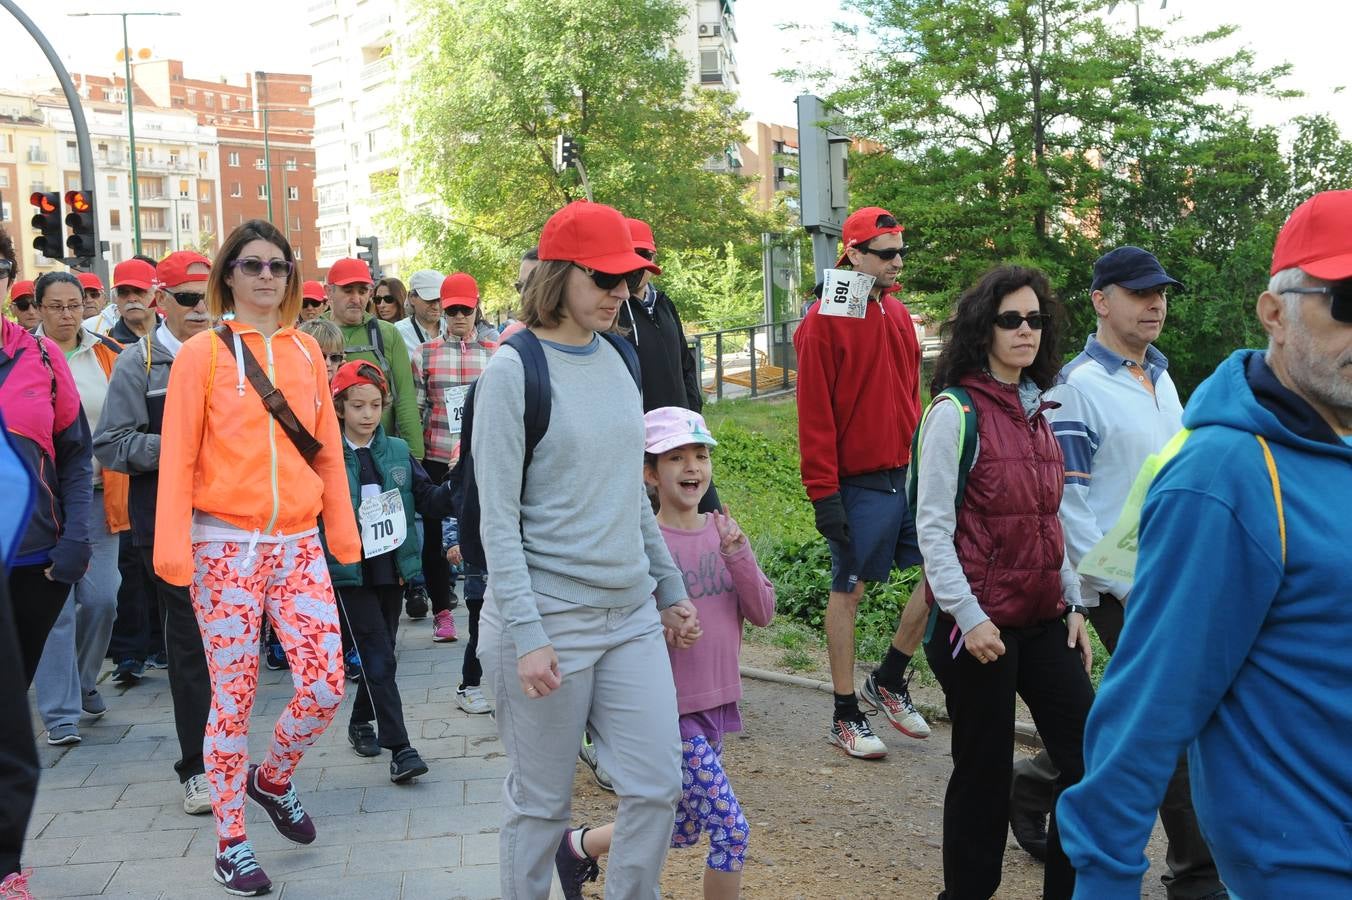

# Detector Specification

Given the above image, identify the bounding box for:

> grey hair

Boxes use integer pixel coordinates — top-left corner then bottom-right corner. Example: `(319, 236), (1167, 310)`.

(1266, 267), (1309, 353)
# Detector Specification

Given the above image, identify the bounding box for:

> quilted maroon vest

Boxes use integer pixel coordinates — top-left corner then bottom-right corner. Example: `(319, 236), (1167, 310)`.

(952, 372), (1067, 628)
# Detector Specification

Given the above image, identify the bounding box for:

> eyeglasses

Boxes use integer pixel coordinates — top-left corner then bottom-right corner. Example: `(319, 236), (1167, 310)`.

(41, 303), (84, 317)
(165, 290), (205, 308)
(574, 264), (644, 293)
(230, 257), (293, 279)
(326, 353), (346, 365)
(83, 289), (104, 300)
(374, 294), (397, 304)
(860, 245), (909, 261)
(0, 260), (13, 276)
(635, 248), (655, 262)
(1284, 283), (1352, 324)
(302, 298), (324, 308)
(444, 306), (474, 317)
(993, 311), (1052, 330)
(11, 298), (35, 312)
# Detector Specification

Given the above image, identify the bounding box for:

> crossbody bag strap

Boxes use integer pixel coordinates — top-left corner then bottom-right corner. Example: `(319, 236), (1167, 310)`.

(215, 326), (323, 462)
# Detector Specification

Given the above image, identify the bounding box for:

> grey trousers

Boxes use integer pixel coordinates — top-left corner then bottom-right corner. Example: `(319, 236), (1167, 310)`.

(481, 591), (682, 900)
(34, 501), (121, 729)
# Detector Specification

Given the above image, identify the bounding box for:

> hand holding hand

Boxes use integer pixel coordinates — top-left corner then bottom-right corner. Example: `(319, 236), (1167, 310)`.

(661, 599), (702, 648)
(446, 544), (463, 566)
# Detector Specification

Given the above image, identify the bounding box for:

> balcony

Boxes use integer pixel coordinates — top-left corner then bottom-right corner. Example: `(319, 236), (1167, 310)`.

(360, 59), (393, 88)
(27, 148), (49, 163)
(318, 201), (348, 217)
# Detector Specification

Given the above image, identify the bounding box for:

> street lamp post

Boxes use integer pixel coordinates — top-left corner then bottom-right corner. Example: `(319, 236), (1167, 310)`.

(70, 10), (180, 257)
(236, 104), (308, 228)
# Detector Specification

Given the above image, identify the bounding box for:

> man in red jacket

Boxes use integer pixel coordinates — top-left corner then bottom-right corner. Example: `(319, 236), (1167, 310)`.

(794, 206), (934, 760)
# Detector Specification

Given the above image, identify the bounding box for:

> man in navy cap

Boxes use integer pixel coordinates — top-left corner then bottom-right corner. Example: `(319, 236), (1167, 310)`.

(1007, 247), (1225, 898)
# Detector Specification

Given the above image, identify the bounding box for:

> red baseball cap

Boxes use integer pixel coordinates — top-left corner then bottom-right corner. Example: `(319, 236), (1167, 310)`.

(626, 218), (657, 253)
(836, 206), (904, 267)
(539, 202), (661, 276)
(440, 272), (480, 309)
(302, 280), (326, 302)
(156, 251), (211, 289)
(327, 258), (373, 286)
(331, 359), (388, 397)
(1271, 190), (1352, 280)
(10, 280), (34, 301)
(113, 259), (156, 291)
(77, 272), (104, 292)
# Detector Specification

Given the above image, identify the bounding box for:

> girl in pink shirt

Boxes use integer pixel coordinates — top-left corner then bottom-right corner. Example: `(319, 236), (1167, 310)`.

(554, 407), (776, 900)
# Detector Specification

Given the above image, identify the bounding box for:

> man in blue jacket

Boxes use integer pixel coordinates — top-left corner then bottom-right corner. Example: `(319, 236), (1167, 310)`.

(1059, 189), (1352, 898)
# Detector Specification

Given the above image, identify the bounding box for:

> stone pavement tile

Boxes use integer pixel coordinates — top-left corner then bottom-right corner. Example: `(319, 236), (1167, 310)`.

(251, 809), (408, 853)
(403, 864), (501, 900)
(82, 704), (176, 725)
(68, 827), (196, 864)
(394, 660), (433, 677)
(380, 672), (444, 692)
(33, 783), (125, 815)
(277, 872), (404, 900)
(25, 811), (55, 841)
(408, 803), (502, 840)
(62, 724), (134, 746)
(38, 762), (95, 790)
(464, 734), (502, 758)
(102, 853), (211, 895)
(45, 805), (160, 838)
(59, 739), (164, 765)
(126, 722), (181, 742)
(421, 716), (499, 740)
(115, 778), (186, 809)
(443, 753), (510, 782)
(26, 861), (117, 897)
(147, 802), (217, 835)
(253, 842), (351, 881)
(405, 735), (467, 762)
(461, 832), (500, 867)
(94, 687), (172, 710)
(291, 785), (364, 818)
(361, 778), (463, 813)
(464, 779), (501, 805)
(314, 760), (405, 791)
(82, 759), (178, 788)
(20, 834), (82, 867)
(345, 836), (461, 875)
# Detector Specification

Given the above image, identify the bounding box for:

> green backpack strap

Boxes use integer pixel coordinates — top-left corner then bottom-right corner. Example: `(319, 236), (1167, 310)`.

(908, 387), (978, 643)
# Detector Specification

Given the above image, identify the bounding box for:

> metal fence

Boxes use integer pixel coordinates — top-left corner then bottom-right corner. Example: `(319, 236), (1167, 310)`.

(689, 319), (803, 402)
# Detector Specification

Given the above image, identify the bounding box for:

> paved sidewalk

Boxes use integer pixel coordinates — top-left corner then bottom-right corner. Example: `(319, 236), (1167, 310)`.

(24, 601), (512, 899)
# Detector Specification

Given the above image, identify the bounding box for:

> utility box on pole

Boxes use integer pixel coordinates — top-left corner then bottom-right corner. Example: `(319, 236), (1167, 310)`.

(796, 94), (851, 282)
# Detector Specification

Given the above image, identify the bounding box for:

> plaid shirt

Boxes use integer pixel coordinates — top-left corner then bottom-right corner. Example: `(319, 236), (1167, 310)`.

(418, 335), (495, 464)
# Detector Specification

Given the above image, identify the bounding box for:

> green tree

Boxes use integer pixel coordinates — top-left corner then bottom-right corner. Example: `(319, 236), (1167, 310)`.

(394, 0), (770, 309)
(796, 0), (1327, 391)
(658, 241), (764, 331)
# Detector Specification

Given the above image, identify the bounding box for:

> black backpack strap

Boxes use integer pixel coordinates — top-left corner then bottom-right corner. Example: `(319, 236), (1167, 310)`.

(364, 318), (397, 403)
(215, 325), (324, 462)
(504, 330), (551, 464)
(600, 331), (642, 392)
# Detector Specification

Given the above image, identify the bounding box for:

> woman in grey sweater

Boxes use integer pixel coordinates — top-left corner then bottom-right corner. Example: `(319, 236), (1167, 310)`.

(475, 201), (702, 899)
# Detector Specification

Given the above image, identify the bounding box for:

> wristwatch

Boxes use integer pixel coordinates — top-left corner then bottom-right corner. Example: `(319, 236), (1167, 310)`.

(1065, 604), (1089, 619)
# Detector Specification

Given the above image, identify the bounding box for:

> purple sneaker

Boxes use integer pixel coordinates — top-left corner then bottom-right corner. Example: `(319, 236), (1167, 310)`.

(214, 840), (271, 896)
(245, 765), (315, 845)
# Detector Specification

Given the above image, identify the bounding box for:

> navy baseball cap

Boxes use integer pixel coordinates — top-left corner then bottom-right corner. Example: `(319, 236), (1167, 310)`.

(1090, 246), (1183, 292)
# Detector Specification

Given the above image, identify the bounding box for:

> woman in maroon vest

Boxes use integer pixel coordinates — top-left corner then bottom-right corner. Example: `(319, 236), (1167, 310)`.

(914, 265), (1094, 900)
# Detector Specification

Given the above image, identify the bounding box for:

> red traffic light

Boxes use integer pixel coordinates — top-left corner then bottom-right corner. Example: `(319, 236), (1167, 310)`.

(65, 190), (92, 214)
(30, 192), (57, 214)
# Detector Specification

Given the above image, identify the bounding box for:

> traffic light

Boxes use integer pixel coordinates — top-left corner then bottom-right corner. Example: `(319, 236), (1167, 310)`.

(30, 191), (62, 260)
(554, 134), (577, 172)
(355, 236), (381, 280)
(65, 189), (97, 260)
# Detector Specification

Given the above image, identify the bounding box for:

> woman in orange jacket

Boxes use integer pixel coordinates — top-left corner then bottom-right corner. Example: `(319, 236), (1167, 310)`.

(154, 219), (360, 897)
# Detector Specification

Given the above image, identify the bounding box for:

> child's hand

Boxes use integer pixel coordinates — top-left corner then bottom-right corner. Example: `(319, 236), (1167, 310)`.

(661, 599), (702, 648)
(711, 506), (747, 555)
(446, 545), (463, 566)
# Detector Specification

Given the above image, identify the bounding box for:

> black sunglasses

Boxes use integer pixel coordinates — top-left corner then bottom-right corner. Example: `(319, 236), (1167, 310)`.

(326, 353), (346, 365)
(444, 305), (475, 317)
(374, 294), (398, 304)
(994, 311), (1052, 331)
(165, 291), (205, 308)
(11, 298), (34, 312)
(574, 264), (644, 293)
(302, 298), (324, 309)
(0, 261), (13, 276)
(230, 257), (294, 278)
(1285, 283), (1352, 324)
(860, 245), (909, 261)
(84, 288), (104, 299)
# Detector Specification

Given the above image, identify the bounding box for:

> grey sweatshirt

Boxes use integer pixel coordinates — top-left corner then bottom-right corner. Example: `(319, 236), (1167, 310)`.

(472, 335), (686, 657)
(913, 387), (1081, 635)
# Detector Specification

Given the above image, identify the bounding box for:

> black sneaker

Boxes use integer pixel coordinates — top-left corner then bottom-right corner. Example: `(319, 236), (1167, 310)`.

(145, 651), (169, 669)
(264, 639), (288, 672)
(390, 747), (428, 783)
(112, 658), (144, 685)
(554, 828), (600, 900)
(348, 722), (380, 758)
(404, 584), (430, 620)
(344, 648), (363, 681)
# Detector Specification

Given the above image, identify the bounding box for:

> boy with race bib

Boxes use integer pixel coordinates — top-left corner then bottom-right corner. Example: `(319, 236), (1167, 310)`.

(326, 360), (456, 780)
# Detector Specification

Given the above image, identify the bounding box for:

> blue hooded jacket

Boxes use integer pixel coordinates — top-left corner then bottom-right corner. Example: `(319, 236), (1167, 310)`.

(1059, 349), (1352, 899)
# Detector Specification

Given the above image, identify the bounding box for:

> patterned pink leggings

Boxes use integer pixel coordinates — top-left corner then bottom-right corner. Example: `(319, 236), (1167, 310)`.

(189, 535), (345, 840)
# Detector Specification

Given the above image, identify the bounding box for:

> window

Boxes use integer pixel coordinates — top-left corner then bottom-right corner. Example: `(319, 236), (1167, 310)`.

(350, 142), (360, 161)
(0, 172), (8, 189)
(178, 179), (190, 198)
(205, 93), (215, 109)
(199, 183), (213, 203)
(169, 153), (180, 167)
(227, 151), (239, 167)
(285, 159), (298, 172)
(186, 88), (196, 105)
(65, 173), (81, 191)
(257, 184), (268, 199)
(109, 209), (121, 231)
(106, 175), (118, 197)
(180, 211), (192, 231)
(65, 141), (78, 164)
(230, 182), (241, 198)
(0, 135), (12, 153)
(0, 201), (10, 223)
(201, 214), (214, 234)
(287, 186), (299, 201)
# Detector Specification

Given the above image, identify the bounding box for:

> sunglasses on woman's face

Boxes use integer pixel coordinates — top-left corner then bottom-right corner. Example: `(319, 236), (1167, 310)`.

(575, 264), (644, 293)
(11, 298), (34, 312)
(230, 257), (293, 278)
(993, 311), (1052, 330)
(1285, 282), (1352, 324)
(374, 294), (397, 304)
(166, 291), (205, 308)
(302, 298), (324, 309)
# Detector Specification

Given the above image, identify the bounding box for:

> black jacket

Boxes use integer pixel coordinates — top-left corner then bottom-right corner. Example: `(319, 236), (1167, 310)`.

(617, 286), (702, 413)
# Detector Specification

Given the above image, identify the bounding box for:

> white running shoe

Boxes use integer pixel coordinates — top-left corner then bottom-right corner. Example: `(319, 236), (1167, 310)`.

(183, 773), (212, 815)
(860, 672), (931, 739)
(829, 715), (888, 759)
(455, 685), (493, 715)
